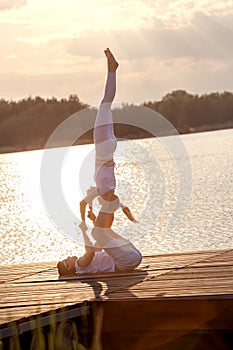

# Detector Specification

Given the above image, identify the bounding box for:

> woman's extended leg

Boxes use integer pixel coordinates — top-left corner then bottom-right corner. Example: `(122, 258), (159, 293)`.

(80, 49), (138, 228)
(94, 48), (118, 161)
(81, 49), (119, 225)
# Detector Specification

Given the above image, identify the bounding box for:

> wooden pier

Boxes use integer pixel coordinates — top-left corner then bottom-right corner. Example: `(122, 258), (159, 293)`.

(0, 249), (233, 349)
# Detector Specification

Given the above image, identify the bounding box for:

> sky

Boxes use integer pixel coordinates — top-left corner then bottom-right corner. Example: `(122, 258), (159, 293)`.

(0, 0), (233, 105)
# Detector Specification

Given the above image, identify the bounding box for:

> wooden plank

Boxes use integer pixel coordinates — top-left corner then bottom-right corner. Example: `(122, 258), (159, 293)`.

(139, 251), (220, 270)
(191, 250), (233, 267)
(0, 291), (96, 307)
(0, 263), (56, 284)
(141, 249), (227, 258)
(102, 289), (233, 300)
(156, 265), (233, 280)
(102, 278), (233, 300)
(13, 267), (148, 284)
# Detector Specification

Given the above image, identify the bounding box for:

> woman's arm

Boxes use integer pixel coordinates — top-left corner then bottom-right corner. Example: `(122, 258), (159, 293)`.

(121, 205), (139, 223)
(80, 187), (99, 224)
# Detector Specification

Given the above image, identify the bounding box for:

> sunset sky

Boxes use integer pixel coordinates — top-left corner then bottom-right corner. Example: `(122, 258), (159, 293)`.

(0, 0), (233, 105)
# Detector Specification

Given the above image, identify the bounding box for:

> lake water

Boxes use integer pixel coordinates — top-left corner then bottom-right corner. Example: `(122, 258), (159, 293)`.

(0, 129), (232, 265)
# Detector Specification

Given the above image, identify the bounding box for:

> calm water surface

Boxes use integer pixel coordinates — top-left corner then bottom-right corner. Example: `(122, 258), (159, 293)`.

(0, 129), (232, 265)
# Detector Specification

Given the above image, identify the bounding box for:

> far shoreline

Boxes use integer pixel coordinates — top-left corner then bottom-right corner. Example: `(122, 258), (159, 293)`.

(0, 124), (232, 155)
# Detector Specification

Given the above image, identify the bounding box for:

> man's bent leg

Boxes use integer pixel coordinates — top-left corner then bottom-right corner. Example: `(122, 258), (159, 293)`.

(92, 227), (142, 271)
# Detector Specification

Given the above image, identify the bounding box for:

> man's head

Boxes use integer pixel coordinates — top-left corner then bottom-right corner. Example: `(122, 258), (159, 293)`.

(57, 256), (77, 276)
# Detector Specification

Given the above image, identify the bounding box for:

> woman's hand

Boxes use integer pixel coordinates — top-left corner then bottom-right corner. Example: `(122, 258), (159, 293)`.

(87, 208), (96, 224)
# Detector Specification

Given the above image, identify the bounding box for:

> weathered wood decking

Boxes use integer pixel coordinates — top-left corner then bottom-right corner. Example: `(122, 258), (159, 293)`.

(1, 249), (233, 348)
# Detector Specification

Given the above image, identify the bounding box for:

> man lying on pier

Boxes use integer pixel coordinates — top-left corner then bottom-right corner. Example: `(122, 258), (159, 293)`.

(57, 208), (142, 276)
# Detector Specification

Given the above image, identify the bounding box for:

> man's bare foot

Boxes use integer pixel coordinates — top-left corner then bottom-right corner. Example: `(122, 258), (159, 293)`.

(104, 48), (119, 72)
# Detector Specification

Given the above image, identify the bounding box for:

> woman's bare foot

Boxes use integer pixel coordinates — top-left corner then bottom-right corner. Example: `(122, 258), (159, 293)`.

(104, 48), (119, 72)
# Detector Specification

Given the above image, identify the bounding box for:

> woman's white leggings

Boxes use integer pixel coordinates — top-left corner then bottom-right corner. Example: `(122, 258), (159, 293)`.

(94, 72), (117, 196)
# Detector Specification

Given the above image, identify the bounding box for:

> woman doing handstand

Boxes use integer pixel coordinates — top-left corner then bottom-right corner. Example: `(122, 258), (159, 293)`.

(80, 48), (136, 229)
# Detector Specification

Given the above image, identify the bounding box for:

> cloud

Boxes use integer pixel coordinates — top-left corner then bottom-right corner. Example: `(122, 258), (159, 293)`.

(0, 0), (26, 11)
(118, 56), (233, 103)
(0, 70), (103, 104)
(150, 0), (233, 26)
(0, 57), (232, 105)
(63, 12), (233, 61)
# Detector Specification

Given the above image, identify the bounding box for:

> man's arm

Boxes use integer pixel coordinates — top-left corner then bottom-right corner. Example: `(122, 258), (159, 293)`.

(77, 226), (95, 269)
(80, 199), (87, 222)
(79, 187), (98, 224)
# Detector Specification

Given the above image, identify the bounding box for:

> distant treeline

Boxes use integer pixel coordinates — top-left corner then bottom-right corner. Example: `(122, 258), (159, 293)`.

(0, 90), (232, 153)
